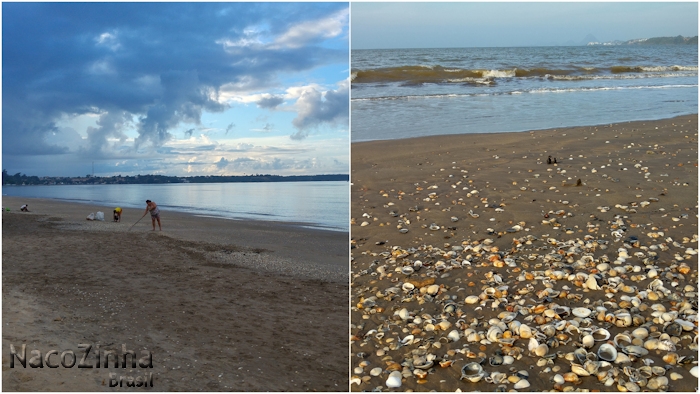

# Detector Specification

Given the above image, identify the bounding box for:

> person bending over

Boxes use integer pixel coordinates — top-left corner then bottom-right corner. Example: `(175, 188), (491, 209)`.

(142, 200), (162, 231)
(114, 207), (122, 222)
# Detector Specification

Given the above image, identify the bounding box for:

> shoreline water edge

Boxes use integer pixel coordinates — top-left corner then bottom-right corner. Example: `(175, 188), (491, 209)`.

(350, 114), (698, 392)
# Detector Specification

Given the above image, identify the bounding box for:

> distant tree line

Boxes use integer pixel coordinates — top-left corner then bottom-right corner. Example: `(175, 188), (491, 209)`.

(2, 169), (348, 185)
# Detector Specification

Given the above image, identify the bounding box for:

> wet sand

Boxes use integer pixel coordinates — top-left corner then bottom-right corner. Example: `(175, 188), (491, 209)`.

(350, 115), (698, 392)
(3, 197), (347, 391)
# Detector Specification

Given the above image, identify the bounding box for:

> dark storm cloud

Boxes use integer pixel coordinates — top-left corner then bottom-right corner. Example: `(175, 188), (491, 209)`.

(2, 2), (348, 166)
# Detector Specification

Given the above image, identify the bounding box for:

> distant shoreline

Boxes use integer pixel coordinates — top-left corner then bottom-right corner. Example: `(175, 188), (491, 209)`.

(2, 173), (349, 186)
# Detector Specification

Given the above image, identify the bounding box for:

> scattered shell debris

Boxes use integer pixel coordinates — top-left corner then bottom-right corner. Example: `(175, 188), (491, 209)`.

(351, 118), (698, 391)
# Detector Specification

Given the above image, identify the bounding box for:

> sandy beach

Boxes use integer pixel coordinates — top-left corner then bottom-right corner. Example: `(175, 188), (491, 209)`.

(350, 115), (698, 391)
(2, 196), (348, 391)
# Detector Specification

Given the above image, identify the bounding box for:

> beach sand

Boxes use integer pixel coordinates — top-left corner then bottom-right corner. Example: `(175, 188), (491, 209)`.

(2, 197), (348, 391)
(350, 115), (698, 392)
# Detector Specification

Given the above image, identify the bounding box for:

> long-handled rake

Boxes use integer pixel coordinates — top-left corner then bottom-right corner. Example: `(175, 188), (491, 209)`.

(128, 215), (147, 231)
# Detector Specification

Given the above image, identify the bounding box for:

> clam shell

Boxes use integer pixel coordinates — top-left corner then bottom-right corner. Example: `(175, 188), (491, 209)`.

(572, 307), (591, 318)
(386, 371), (402, 388)
(464, 295), (480, 304)
(597, 343), (618, 362)
(534, 343), (549, 357)
(447, 329), (460, 342)
(514, 379), (530, 389)
(400, 266), (415, 275)
(426, 284), (440, 295)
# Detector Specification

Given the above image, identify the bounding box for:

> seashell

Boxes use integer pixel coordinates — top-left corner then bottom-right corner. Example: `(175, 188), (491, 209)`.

(613, 333), (632, 348)
(592, 328), (610, 341)
(397, 308), (410, 320)
(690, 366), (698, 378)
(656, 339), (676, 352)
(552, 373), (565, 384)
(400, 266), (415, 275)
(535, 343), (549, 357)
(386, 371), (402, 388)
(662, 353), (678, 365)
(464, 295), (480, 304)
(487, 326), (503, 342)
(489, 354), (503, 366)
(487, 371), (507, 384)
(370, 367), (382, 376)
(402, 282), (415, 292)
(585, 275), (601, 290)
(503, 355), (515, 365)
(669, 372), (683, 380)
(447, 330), (461, 342)
(429, 223), (440, 231)
(571, 363), (591, 377)
(460, 362), (485, 382)
(572, 307), (591, 318)
(573, 348), (588, 364)
(664, 322), (683, 336)
(563, 372), (580, 383)
(513, 379), (530, 389)
(401, 335), (415, 345)
(631, 327), (648, 340)
(622, 345), (649, 357)
(519, 324), (533, 339)
(399, 228), (409, 234)
(437, 320), (451, 331)
(675, 319), (695, 331)
(597, 344), (618, 362)
(426, 284), (440, 296)
(541, 324), (556, 338)
(581, 334), (595, 348)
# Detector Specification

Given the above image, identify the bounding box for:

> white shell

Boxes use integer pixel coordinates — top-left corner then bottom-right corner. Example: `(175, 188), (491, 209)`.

(464, 295), (480, 304)
(426, 284), (440, 295)
(386, 371), (402, 388)
(535, 343), (549, 357)
(447, 329), (461, 342)
(597, 343), (618, 362)
(585, 275), (600, 290)
(572, 307), (591, 318)
(514, 379), (531, 389)
(370, 367), (382, 376)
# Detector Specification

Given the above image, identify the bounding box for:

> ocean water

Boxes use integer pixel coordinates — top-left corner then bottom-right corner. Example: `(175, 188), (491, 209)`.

(2, 181), (349, 232)
(351, 46), (698, 141)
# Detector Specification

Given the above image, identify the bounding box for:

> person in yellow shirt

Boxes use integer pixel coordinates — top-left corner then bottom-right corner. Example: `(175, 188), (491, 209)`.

(113, 207), (122, 222)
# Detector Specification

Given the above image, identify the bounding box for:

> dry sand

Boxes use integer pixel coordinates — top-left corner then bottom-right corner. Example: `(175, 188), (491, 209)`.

(350, 115), (698, 392)
(3, 197), (348, 391)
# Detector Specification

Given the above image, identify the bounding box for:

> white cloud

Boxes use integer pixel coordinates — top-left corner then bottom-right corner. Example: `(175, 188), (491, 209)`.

(271, 8), (348, 49)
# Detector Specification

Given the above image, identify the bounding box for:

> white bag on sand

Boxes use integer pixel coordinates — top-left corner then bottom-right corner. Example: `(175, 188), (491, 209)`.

(95, 211), (105, 221)
(87, 213), (95, 221)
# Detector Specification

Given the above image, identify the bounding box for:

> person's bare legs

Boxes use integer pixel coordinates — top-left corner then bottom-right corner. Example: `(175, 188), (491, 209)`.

(156, 217), (162, 231)
(151, 217), (156, 231)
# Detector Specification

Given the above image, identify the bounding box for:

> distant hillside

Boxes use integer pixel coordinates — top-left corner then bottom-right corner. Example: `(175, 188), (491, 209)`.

(587, 35), (698, 46)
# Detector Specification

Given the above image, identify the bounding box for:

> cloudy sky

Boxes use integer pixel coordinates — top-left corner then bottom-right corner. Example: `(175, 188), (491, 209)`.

(352, 2), (698, 49)
(3, 3), (349, 177)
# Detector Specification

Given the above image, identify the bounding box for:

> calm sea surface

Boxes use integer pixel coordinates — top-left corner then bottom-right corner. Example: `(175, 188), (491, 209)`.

(352, 46), (698, 141)
(2, 181), (349, 232)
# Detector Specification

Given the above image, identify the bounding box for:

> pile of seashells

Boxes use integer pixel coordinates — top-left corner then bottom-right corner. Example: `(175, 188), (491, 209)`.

(351, 230), (698, 391)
